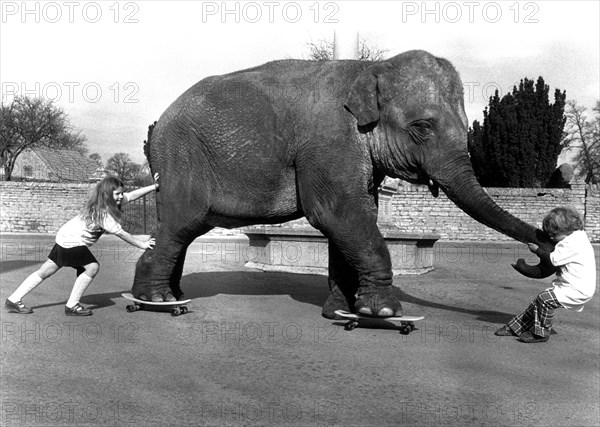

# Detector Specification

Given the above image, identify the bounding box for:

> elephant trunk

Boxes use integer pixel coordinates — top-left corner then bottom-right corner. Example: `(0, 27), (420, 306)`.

(427, 153), (556, 278)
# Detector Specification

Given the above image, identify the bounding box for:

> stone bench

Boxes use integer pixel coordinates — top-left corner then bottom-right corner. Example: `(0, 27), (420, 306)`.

(243, 226), (440, 276)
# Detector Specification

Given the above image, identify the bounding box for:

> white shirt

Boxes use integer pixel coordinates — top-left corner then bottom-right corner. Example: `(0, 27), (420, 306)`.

(550, 230), (597, 311)
(55, 213), (123, 248)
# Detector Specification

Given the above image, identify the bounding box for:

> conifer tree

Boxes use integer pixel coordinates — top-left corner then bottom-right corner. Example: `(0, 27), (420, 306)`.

(468, 77), (566, 187)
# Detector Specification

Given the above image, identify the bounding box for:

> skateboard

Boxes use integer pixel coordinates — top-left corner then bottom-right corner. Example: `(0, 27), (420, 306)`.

(334, 310), (424, 335)
(121, 293), (191, 316)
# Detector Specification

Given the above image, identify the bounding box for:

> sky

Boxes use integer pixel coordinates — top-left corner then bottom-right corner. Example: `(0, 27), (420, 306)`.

(1, 0), (599, 165)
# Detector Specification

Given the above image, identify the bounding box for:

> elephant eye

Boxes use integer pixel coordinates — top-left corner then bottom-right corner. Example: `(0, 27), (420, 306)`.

(408, 119), (434, 144)
(411, 119), (433, 130)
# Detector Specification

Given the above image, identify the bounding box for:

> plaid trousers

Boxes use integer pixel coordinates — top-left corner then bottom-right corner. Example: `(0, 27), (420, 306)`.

(508, 289), (563, 337)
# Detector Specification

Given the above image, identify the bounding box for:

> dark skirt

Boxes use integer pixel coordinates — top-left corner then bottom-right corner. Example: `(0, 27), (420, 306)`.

(48, 244), (98, 276)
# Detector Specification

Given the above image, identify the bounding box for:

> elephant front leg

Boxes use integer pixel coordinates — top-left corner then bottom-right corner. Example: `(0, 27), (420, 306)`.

(322, 245), (359, 319)
(297, 153), (402, 317)
(350, 234), (402, 317)
(306, 199), (403, 318)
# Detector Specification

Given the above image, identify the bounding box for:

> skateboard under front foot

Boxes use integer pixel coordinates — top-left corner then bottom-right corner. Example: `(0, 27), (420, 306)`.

(335, 310), (424, 335)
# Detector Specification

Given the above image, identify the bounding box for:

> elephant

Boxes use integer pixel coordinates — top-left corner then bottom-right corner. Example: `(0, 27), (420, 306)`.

(133, 49), (556, 318)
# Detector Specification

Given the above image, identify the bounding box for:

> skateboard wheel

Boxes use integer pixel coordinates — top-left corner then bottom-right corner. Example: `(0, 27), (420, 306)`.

(398, 321), (416, 335)
(171, 307), (182, 316)
(181, 306), (188, 314)
(344, 321), (358, 331)
(126, 304), (138, 312)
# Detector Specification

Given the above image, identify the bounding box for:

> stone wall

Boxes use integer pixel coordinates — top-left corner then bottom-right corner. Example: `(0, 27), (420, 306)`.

(0, 182), (95, 233)
(1, 181), (598, 242)
(380, 181), (595, 241)
(585, 184), (600, 241)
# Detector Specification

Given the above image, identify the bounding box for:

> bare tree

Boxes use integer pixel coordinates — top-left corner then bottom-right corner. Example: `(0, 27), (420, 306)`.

(89, 153), (103, 167)
(305, 36), (388, 61)
(356, 38), (388, 61)
(306, 39), (334, 61)
(54, 129), (88, 156)
(0, 96), (87, 180)
(563, 100), (600, 184)
(106, 152), (142, 182)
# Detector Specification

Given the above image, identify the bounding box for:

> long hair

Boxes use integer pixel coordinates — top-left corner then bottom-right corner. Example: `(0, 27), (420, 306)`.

(81, 177), (124, 226)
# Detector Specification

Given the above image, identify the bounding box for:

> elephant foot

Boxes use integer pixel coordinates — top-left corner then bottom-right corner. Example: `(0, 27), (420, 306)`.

(150, 293), (177, 302)
(321, 285), (355, 320)
(132, 281), (184, 302)
(354, 286), (403, 317)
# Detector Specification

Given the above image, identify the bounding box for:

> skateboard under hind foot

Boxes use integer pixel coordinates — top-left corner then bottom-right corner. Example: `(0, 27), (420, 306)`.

(121, 293), (191, 316)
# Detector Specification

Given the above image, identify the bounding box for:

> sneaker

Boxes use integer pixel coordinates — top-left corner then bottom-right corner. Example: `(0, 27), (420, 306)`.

(494, 325), (518, 337)
(65, 304), (92, 316)
(518, 331), (550, 343)
(5, 299), (33, 314)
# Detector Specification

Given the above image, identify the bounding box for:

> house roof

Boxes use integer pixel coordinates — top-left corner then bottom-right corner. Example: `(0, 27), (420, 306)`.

(33, 147), (100, 182)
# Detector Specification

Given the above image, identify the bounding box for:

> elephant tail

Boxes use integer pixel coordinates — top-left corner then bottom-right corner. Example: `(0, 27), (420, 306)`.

(143, 120), (157, 171)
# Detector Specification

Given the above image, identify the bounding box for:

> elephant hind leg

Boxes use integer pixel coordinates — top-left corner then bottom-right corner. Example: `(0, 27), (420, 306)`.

(169, 241), (192, 300)
(133, 224), (213, 301)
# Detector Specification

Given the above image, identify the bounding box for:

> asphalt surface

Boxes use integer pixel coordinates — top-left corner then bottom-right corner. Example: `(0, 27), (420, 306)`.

(1, 233), (599, 426)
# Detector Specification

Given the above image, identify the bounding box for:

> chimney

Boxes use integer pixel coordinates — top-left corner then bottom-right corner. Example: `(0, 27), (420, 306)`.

(333, 29), (359, 60)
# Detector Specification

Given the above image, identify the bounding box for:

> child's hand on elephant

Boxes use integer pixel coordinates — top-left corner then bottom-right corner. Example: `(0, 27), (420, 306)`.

(144, 237), (156, 250)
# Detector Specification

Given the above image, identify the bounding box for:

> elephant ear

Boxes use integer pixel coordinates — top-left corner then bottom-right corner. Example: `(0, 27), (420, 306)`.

(344, 62), (392, 127)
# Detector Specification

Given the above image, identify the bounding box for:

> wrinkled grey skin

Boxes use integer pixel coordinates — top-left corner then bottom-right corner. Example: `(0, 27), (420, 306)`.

(133, 50), (554, 318)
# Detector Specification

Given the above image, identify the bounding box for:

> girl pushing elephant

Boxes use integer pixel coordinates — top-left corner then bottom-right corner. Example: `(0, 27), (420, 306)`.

(5, 175), (159, 316)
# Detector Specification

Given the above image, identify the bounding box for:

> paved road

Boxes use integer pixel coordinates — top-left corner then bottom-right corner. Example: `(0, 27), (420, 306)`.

(1, 234), (599, 426)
